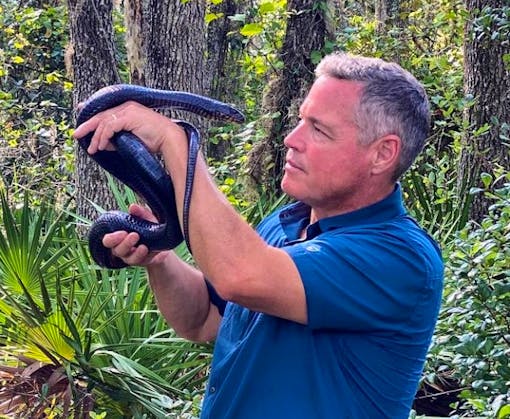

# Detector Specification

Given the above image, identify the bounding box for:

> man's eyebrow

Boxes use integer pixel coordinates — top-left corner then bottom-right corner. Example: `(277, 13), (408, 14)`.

(298, 107), (326, 125)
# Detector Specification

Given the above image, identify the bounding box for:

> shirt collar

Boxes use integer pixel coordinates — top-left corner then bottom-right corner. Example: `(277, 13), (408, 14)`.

(279, 184), (406, 242)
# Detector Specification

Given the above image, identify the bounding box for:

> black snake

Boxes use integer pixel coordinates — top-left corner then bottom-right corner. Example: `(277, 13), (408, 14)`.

(76, 84), (245, 269)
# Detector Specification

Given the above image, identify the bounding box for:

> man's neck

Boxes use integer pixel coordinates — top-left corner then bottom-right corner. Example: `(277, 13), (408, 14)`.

(309, 182), (396, 223)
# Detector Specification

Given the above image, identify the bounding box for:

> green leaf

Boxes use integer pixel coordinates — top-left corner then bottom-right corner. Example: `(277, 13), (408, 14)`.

(481, 172), (492, 188)
(259, 2), (275, 14)
(240, 23), (263, 37)
(310, 50), (323, 65)
(498, 404), (510, 419)
(205, 12), (223, 24)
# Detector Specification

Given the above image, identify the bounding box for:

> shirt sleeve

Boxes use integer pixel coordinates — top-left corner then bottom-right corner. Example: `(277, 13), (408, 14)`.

(282, 228), (442, 331)
(204, 278), (227, 316)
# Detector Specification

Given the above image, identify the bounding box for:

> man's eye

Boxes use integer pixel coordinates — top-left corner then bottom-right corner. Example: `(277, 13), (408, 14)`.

(314, 125), (325, 135)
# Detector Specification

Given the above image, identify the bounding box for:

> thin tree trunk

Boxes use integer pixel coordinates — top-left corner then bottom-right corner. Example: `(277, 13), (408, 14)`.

(248, 0), (333, 190)
(205, 0), (247, 160)
(375, 0), (402, 63)
(459, 0), (510, 222)
(375, 0), (400, 29)
(206, 0), (239, 100)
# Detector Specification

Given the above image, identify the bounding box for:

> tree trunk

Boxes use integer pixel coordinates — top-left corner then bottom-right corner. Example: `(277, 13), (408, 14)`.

(67, 0), (121, 227)
(124, 0), (207, 144)
(68, 0), (208, 228)
(459, 0), (510, 222)
(206, 0), (240, 100)
(205, 0), (247, 160)
(375, 0), (400, 29)
(375, 0), (402, 63)
(248, 0), (333, 190)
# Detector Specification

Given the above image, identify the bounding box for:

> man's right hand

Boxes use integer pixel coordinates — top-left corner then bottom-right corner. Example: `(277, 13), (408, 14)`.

(102, 203), (172, 267)
(101, 202), (222, 342)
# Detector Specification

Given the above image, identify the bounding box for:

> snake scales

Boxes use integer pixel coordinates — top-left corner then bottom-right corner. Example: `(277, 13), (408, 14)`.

(76, 84), (245, 269)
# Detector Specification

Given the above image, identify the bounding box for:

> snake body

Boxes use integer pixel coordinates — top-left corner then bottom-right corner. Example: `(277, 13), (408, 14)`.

(76, 84), (245, 269)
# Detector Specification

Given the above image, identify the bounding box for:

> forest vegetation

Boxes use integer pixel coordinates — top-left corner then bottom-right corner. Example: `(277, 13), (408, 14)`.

(0, 0), (509, 417)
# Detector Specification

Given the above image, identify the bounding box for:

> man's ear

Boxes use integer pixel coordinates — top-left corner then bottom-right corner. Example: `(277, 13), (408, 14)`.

(370, 135), (401, 175)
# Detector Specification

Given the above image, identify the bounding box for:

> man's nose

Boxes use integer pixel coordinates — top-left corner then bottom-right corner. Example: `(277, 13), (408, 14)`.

(283, 122), (305, 151)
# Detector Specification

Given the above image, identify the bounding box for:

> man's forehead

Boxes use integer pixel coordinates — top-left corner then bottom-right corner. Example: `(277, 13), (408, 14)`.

(300, 77), (364, 115)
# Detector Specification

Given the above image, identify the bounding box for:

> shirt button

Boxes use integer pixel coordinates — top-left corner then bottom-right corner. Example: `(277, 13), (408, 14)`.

(210, 386), (216, 393)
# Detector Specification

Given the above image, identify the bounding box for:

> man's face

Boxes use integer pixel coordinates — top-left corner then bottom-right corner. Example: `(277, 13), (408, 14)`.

(281, 76), (374, 218)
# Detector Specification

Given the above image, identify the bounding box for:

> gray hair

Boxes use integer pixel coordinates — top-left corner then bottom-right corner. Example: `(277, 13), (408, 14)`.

(315, 53), (430, 180)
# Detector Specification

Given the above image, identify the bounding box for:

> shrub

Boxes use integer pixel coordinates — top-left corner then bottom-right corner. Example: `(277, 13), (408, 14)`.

(426, 175), (510, 417)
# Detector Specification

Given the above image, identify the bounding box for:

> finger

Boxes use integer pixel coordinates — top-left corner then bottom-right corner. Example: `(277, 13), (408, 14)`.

(103, 231), (154, 266)
(96, 115), (118, 152)
(106, 231), (140, 258)
(121, 244), (152, 266)
(87, 112), (121, 153)
(73, 104), (122, 139)
(74, 109), (123, 154)
(129, 203), (158, 222)
(102, 230), (129, 248)
(73, 116), (99, 140)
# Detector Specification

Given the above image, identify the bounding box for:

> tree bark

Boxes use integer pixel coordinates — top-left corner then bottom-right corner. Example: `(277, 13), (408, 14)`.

(375, 0), (402, 63)
(67, 0), (121, 227)
(248, 0), (333, 190)
(205, 0), (247, 160)
(124, 0), (207, 133)
(460, 0), (510, 222)
(375, 0), (400, 29)
(68, 0), (208, 227)
(206, 0), (240, 101)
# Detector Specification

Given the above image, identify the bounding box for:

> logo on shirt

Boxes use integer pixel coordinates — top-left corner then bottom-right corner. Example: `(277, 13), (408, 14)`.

(306, 244), (321, 252)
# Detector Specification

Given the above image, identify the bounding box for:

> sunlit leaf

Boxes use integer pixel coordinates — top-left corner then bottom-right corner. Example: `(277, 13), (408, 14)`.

(240, 23), (263, 37)
(26, 311), (77, 363)
(205, 12), (223, 24)
(259, 2), (275, 14)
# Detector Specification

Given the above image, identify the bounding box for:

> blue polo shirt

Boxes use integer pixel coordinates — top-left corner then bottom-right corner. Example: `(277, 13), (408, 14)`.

(200, 185), (443, 419)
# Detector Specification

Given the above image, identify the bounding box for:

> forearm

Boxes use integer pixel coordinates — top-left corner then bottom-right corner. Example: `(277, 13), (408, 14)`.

(146, 251), (221, 342)
(160, 139), (264, 290)
(72, 101), (304, 325)
(159, 130), (307, 323)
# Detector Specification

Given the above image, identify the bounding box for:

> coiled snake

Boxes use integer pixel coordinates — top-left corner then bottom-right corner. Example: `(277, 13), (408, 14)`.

(76, 84), (245, 269)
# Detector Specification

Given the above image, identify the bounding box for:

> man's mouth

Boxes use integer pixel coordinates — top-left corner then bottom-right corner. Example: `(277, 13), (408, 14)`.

(285, 159), (303, 172)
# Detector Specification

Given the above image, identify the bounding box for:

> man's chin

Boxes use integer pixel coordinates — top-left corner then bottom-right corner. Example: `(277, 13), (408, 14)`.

(281, 178), (299, 201)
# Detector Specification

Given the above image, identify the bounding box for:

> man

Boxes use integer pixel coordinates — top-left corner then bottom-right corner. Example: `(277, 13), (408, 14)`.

(74, 53), (444, 418)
